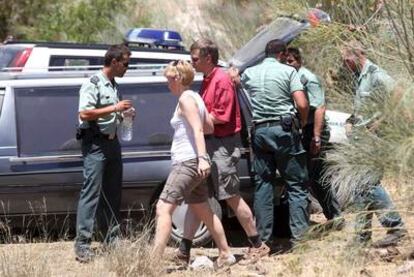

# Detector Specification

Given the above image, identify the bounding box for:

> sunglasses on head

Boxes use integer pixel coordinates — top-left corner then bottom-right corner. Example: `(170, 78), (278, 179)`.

(172, 60), (182, 66)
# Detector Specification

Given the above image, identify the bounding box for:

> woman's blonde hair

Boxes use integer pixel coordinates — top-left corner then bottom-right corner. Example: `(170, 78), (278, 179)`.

(164, 60), (195, 86)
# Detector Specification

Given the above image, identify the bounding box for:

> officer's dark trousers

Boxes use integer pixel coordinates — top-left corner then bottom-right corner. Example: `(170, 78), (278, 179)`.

(75, 133), (122, 249)
(355, 184), (404, 241)
(252, 124), (309, 243)
(302, 124), (341, 220)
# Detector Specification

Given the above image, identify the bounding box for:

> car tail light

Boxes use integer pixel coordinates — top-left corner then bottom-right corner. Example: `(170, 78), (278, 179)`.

(307, 9), (331, 27)
(9, 48), (32, 71)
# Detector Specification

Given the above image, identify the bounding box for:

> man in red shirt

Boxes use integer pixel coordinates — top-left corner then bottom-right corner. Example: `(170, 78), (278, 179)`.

(175, 38), (269, 265)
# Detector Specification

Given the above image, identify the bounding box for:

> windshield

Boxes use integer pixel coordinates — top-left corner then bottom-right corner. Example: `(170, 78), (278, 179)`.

(0, 46), (23, 68)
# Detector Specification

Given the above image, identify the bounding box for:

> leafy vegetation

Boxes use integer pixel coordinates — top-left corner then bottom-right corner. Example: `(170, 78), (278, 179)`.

(0, 0), (152, 43)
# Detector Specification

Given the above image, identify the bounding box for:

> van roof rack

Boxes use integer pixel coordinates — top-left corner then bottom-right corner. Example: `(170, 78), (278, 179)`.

(0, 64), (169, 80)
(3, 40), (189, 54)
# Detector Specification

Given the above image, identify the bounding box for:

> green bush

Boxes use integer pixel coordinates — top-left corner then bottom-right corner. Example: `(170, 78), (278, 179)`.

(1, 0), (152, 43)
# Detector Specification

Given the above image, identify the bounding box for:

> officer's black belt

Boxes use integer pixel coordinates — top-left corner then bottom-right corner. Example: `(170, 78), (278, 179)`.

(254, 120), (281, 129)
(83, 129), (116, 140)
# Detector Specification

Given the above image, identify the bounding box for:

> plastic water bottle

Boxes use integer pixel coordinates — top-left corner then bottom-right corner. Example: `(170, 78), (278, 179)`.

(121, 108), (135, 141)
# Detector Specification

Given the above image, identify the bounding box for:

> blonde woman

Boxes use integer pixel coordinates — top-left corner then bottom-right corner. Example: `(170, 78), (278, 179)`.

(152, 60), (235, 268)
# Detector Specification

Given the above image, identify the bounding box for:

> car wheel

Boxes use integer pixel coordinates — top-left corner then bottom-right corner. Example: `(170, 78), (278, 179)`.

(170, 197), (222, 247)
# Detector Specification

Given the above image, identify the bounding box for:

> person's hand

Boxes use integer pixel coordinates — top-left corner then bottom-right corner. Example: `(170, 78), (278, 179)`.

(197, 159), (211, 179)
(345, 123), (353, 138)
(310, 137), (322, 155)
(115, 100), (132, 112)
(228, 66), (240, 85)
(368, 120), (381, 133)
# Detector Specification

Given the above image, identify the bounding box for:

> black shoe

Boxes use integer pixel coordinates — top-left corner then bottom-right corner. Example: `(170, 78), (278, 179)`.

(372, 229), (407, 248)
(75, 246), (95, 263)
(172, 248), (190, 267)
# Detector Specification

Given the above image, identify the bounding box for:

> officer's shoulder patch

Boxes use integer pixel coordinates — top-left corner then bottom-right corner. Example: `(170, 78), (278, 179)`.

(367, 65), (378, 74)
(300, 75), (308, 85)
(90, 76), (100, 85)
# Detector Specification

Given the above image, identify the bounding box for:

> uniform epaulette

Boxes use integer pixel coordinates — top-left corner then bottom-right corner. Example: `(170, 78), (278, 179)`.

(300, 75), (308, 85)
(367, 65), (378, 74)
(90, 76), (100, 85)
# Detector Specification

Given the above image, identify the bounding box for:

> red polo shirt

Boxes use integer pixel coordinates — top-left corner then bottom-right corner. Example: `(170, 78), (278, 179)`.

(200, 67), (241, 137)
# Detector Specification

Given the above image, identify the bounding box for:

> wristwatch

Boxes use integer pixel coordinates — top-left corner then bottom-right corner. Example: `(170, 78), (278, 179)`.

(198, 154), (211, 164)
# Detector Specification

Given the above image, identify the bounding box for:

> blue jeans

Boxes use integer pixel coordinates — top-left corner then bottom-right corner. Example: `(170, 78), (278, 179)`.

(75, 131), (123, 249)
(252, 124), (309, 242)
(354, 184), (404, 241)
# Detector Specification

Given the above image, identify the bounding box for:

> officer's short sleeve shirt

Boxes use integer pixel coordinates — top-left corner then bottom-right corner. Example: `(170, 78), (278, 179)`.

(354, 59), (394, 116)
(241, 57), (304, 122)
(298, 66), (325, 109)
(78, 71), (121, 135)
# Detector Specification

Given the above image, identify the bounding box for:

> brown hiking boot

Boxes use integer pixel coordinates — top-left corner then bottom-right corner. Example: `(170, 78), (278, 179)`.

(239, 243), (270, 265)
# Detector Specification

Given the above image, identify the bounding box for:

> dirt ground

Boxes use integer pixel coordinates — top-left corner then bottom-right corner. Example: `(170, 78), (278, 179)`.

(1, 212), (414, 277)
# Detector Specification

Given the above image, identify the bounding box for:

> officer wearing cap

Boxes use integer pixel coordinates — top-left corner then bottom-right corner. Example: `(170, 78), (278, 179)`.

(342, 41), (406, 247)
(74, 44), (133, 262)
(240, 39), (310, 245)
(286, 47), (343, 227)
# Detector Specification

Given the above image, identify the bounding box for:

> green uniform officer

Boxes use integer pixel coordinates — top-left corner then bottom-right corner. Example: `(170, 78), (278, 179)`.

(241, 39), (310, 244)
(286, 47), (343, 225)
(74, 44), (133, 263)
(342, 41), (406, 247)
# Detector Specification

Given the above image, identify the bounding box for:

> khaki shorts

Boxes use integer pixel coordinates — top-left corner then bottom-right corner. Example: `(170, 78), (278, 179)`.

(160, 158), (208, 205)
(206, 133), (241, 201)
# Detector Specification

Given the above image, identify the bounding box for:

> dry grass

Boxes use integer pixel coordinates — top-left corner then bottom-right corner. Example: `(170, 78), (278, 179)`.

(1, 195), (414, 277)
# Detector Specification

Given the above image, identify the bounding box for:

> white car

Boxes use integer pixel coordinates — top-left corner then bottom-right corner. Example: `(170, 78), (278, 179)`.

(0, 41), (191, 73)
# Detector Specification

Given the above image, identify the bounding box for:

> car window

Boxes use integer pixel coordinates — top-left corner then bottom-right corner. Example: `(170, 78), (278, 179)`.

(0, 47), (23, 68)
(13, 81), (201, 156)
(14, 85), (81, 156)
(120, 81), (201, 150)
(129, 58), (181, 65)
(49, 56), (103, 71)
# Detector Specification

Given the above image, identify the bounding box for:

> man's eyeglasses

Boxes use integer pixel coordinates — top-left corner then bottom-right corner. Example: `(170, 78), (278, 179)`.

(121, 61), (129, 68)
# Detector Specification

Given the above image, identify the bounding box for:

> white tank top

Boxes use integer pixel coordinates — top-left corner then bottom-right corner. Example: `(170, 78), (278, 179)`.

(170, 90), (207, 164)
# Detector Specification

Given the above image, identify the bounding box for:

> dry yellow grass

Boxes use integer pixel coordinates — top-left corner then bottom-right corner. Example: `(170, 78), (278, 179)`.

(1, 205), (413, 277)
